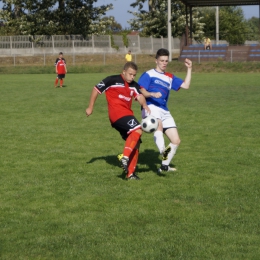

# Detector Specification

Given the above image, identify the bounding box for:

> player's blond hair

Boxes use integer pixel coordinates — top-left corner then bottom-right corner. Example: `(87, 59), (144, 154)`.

(124, 62), (138, 71)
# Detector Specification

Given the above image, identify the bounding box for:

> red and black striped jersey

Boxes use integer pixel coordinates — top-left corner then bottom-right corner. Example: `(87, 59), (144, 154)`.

(55, 58), (66, 74)
(95, 74), (142, 123)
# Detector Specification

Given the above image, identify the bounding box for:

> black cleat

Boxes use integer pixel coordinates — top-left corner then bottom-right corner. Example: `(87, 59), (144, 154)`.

(120, 156), (129, 174)
(127, 173), (140, 180)
(158, 164), (176, 174)
(117, 153), (123, 161)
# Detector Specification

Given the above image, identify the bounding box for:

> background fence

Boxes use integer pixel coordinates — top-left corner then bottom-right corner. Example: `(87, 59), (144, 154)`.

(0, 34), (181, 56)
(0, 53), (162, 66)
(0, 34), (258, 66)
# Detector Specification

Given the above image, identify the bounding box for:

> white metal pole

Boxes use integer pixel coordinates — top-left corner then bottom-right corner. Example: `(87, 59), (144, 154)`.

(168, 0), (172, 61)
(216, 6), (219, 45)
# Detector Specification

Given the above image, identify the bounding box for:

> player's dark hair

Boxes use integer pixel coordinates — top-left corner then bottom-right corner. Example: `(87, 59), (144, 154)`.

(155, 48), (169, 59)
(124, 61), (138, 71)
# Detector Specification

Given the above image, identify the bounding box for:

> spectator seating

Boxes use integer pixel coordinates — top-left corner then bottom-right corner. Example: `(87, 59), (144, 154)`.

(179, 44), (228, 62)
(179, 44), (260, 62)
(248, 45), (260, 61)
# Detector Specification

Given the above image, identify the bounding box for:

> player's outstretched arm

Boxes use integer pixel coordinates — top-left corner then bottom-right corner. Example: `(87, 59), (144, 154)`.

(140, 88), (162, 98)
(86, 87), (99, 117)
(137, 94), (151, 114)
(180, 58), (192, 89)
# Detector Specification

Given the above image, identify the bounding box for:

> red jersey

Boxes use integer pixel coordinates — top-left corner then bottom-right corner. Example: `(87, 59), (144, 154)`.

(94, 74), (142, 123)
(55, 58), (66, 74)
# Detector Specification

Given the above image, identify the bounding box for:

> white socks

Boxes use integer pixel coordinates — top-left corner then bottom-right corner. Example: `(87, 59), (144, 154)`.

(154, 130), (178, 165)
(162, 143), (178, 165)
(153, 130), (165, 154)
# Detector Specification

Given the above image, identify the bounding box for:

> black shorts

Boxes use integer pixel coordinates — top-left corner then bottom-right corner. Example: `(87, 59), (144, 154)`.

(112, 115), (141, 141)
(57, 74), (65, 79)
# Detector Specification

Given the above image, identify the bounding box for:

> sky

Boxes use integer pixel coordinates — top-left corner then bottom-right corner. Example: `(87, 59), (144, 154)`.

(96, 0), (259, 28)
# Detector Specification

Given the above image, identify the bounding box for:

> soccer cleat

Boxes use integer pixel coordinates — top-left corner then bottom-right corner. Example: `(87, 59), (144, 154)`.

(120, 156), (129, 174)
(127, 173), (140, 180)
(161, 145), (171, 160)
(158, 164), (176, 174)
(117, 153), (123, 161)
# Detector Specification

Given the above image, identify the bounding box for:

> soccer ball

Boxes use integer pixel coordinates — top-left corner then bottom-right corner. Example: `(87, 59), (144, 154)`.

(141, 115), (158, 133)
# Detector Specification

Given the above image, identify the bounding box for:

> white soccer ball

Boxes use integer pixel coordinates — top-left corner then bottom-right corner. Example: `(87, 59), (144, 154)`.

(141, 115), (158, 133)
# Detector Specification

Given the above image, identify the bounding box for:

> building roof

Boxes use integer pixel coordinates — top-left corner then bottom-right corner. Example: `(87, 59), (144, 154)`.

(180, 0), (260, 7)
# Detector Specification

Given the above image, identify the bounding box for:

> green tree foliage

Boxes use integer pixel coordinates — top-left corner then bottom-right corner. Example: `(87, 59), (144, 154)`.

(198, 7), (215, 39)
(0, 0), (113, 37)
(90, 16), (122, 35)
(129, 0), (204, 40)
(199, 6), (248, 44)
(245, 16), (260, 41)
(219, 6), (247, 44)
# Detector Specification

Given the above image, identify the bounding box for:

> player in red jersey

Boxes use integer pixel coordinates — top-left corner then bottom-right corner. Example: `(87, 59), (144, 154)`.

(86, 62), (150, 180)
(54, 52), (67, 88)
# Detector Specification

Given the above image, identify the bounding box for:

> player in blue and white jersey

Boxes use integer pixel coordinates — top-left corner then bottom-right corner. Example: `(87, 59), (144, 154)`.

(138, 48), (192, 173)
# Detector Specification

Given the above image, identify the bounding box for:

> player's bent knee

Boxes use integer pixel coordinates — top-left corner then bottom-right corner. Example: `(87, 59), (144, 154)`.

(173, 139), (181, 146)
(136, 128), (142, 135)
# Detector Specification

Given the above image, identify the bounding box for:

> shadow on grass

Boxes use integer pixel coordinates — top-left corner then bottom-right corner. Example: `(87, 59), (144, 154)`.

(54, 85), (67, 88)
(86, 149), (168, 179)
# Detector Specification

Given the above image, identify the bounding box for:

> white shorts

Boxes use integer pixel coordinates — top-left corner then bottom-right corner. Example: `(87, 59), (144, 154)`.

(142, 104), (176, 129)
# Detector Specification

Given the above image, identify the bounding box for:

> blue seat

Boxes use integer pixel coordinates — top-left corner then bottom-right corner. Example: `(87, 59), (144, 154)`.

(189, 44), (204, 48)
(180, 54), (225, 58)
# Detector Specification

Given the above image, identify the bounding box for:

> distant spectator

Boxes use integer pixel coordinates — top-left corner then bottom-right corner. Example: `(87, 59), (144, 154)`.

(204, 37), (212, 50)
(54, 52), (67, 88)
(125, 50), (132, 62)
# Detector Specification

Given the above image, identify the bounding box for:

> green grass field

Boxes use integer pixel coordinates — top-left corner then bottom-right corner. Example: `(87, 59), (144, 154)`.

(0, 72), (259, 259)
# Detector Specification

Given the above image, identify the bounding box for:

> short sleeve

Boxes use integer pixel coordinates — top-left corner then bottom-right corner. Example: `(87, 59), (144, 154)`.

(138, 72), (151, 90)
(172, 76), (184, 91)
(95, 76), (112, 94)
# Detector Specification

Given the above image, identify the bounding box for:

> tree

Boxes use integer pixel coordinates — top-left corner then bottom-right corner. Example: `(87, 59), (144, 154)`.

(219, 6), (247, 44)
(0, 0), (113, 37)
(128, 0), (204, 40)
(199, 6), (248, 44)
(0, 0), (58, 35)
(90, 16), (122, 35)
(198, 7), (215, 39)
(245, 17), (260, 41)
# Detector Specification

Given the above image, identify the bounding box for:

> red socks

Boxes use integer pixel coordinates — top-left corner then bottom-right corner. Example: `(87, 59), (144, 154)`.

(123, 131), (141, 177)
(127, 149), (139, 177)
(54, 78), (63, 87)
(123, 131), (141, 158)
(55, 78), (58, 86)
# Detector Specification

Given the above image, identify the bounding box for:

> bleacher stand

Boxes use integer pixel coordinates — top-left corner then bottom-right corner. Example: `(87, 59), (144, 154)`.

(179, 43), (260, 62)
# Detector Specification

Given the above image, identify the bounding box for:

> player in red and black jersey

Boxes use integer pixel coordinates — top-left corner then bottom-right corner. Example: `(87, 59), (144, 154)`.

(86, 62), (150, 180)
(54, 52), (67, 88)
